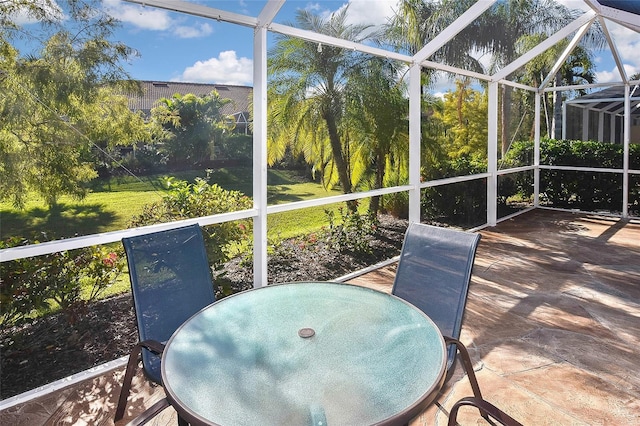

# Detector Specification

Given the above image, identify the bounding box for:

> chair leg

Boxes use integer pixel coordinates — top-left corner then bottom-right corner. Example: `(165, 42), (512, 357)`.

(124, 398), (171, 426)
(115, 344), (144, 422)
(443, 336), (489, 421)
(447, 396), (523, 426)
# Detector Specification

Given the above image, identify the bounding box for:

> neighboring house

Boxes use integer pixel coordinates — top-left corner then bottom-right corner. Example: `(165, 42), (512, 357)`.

(564, 86), (640, 144)
(126, 80), (253, 135)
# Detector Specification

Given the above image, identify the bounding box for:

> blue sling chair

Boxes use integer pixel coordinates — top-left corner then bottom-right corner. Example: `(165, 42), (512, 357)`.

(115, 224), (216, 425)
(392, 222), (522, 426)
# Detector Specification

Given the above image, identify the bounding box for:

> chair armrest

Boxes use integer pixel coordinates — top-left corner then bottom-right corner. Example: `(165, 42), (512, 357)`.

(138, 339), (165, 355)
(447, 396), (523, 426)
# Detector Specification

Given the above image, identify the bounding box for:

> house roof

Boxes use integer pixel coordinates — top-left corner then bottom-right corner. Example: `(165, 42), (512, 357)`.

(126, 80), (252, 119)
(566, 86), (640, 117)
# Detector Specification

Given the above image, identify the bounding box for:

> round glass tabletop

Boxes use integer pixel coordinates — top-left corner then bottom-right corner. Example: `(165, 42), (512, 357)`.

(162, 282), (446, 426)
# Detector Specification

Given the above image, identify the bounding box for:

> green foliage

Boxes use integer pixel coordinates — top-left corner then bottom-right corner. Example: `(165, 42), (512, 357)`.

(0, 1), (146, 209)
(129, 176), (253, 270)
(0, 237), (124, 326)
(150, 91), (234, 169)
(324, 202), (379, 254)
(217, 134), (253, 162)
(434, 79), (488, 160)
(116, 145), (169, 176)
(421, 155), (487, 227)
(0, 238), (50, 326)
(505, 138), (640, 213)
(345, 56), (409, 214)
(268, 6), (375, 195)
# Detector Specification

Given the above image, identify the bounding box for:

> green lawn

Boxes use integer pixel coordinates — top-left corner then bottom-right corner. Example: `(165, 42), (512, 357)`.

(0, 167), (351, 241)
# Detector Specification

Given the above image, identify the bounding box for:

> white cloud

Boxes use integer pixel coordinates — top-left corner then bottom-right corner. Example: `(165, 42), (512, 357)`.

(103, 0), (172, 31)
(596, 68), (622, 83)
(103, 0), (213, 38)
(556, 0), (590, 12)
(11, 0), (64, 25)
(176, 51), (253, 85)
(174, 23), (213, 39)
(342, 0), (396, 27)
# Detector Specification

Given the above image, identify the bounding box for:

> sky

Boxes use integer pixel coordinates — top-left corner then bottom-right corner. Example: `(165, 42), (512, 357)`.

(16, 0), (640, 94)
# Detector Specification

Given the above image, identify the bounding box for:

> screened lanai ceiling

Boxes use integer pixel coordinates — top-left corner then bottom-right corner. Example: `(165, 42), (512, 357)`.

(124, 0), (640, 92)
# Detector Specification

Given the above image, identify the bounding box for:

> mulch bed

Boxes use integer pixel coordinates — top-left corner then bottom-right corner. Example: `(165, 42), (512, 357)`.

(0, 214), (408, 400)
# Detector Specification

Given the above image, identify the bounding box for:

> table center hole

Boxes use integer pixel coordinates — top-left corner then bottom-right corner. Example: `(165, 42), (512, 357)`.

(298, 327), (315, 338)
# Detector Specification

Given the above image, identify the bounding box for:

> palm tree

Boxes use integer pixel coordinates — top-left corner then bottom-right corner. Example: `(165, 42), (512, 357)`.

(151, 91), (233, 168)
(345, 57), (409, 214)
(387, 0), (604, 156)
(268, 7), (374, 196)
(480, 0), (604, 154)
(518, 34), (596, 138)
(385, 0), (485, 88)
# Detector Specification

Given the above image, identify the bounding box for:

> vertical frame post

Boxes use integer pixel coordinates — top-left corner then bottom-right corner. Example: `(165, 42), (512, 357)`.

(408, 64), (422, 224)
(487, 82), (498, 226)
(534, 92), (541, 207)
(622, 84), (630, 218)
(252, 26), (268, 287)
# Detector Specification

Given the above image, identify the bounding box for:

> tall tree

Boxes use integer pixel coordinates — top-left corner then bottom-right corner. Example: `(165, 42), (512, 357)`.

(151, 91), (233, 168)
(480, 0), (603, 155)
(518, 34), (596, 138)
(386, 0), (603, 156)
(434, 79), (489, 160)
(268, 7), (374, 196)
(0, 1), (145, 208)
(345, 57), (409, 214)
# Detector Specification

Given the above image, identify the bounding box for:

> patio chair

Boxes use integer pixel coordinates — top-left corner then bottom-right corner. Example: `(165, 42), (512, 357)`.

(392, 222), (522, 426)
(115, 224), (216, 424)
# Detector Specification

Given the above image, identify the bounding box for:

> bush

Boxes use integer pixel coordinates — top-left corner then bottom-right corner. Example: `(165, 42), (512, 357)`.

(505, 138), (640, 212)
(129, 175), (253, 273)
(217, 134), (252, 162)
(324, 203), (379, 255)
(117, 144), (169, 176)
(421, 155), (487, 226)
(0, 237), (124, 326)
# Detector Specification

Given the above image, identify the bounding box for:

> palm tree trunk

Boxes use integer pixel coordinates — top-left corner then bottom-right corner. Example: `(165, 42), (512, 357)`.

(370, 149), (385, 215)
(323, 112), (352, 195)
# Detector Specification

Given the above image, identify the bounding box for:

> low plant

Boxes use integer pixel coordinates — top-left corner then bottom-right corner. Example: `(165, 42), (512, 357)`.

(0, 237), (124, 326)
(324, 202), (379, 254)
(129, 174), (253, 273)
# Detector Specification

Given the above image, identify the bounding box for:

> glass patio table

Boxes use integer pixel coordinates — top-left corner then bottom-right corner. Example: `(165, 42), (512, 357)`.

(161, 282), (446, 426)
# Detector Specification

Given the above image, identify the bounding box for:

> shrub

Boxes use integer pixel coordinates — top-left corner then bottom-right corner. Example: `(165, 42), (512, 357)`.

(0, 237), (50, 326)
(505, 138), (640, 212)
(324, 203), (379, 254)
(0, 237), (124, 326)
(421, 155), (487, 226)
(129, 175), (253, 272)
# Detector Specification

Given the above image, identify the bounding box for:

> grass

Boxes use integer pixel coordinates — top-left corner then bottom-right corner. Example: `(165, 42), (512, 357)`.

(0, 167), (355, 240)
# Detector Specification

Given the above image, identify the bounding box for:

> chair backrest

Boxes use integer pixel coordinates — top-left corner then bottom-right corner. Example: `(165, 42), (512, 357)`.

(392, 222), (481, 369)
(122, 224), (216, 383)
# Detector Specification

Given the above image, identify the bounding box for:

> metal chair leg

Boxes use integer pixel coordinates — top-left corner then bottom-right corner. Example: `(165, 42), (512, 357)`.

(124, 398), (171, 426)
(115, 340), (165, 422)
(115, 344), (144, 421)
(443, 336), (489, 421)
(448, 396), (523, 426)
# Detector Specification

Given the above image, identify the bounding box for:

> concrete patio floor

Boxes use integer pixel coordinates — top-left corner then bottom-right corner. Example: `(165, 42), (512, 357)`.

(1, 209), (639, 425)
